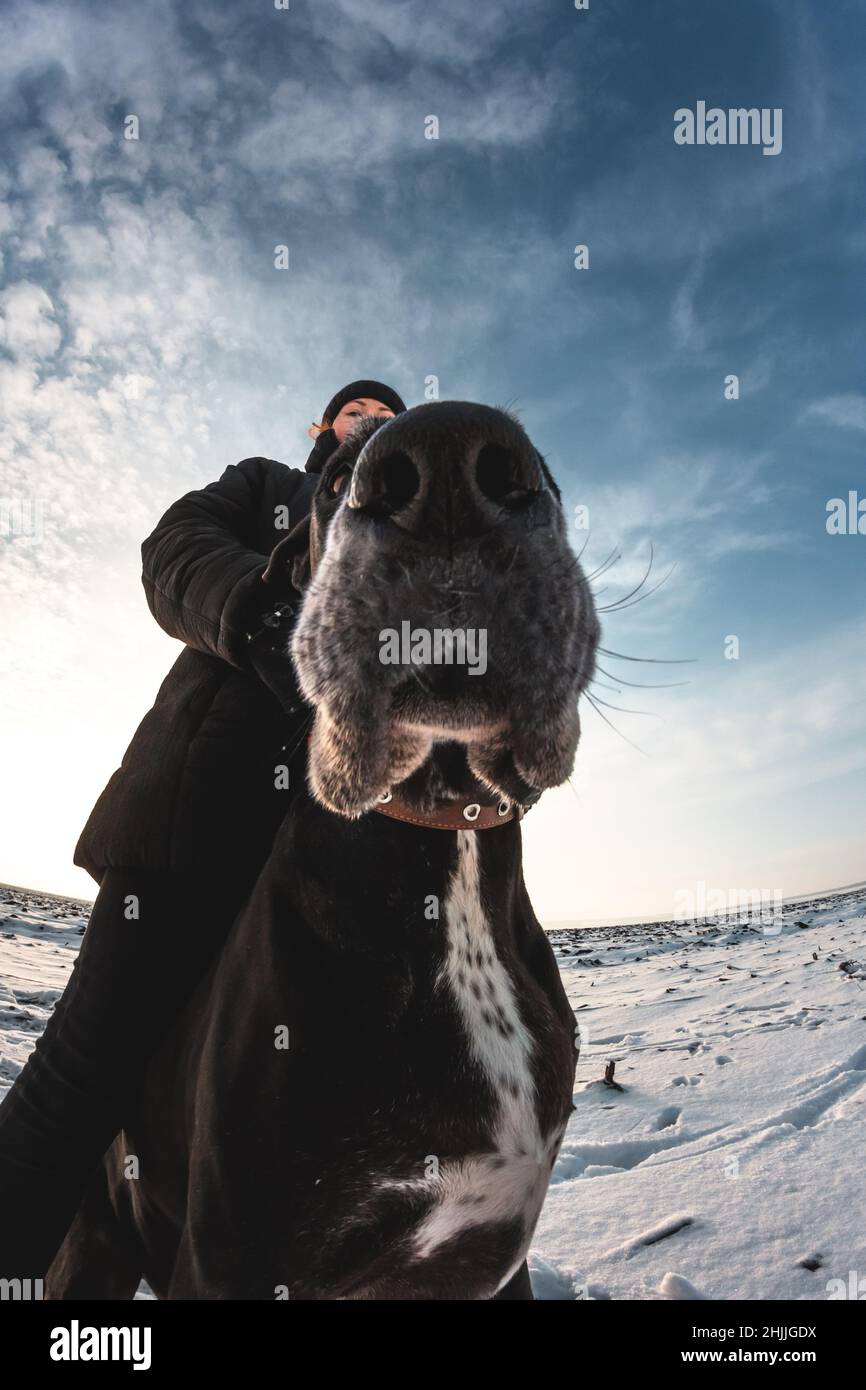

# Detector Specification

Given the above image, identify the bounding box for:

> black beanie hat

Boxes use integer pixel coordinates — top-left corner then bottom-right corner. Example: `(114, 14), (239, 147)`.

(320, 379), (407, 426)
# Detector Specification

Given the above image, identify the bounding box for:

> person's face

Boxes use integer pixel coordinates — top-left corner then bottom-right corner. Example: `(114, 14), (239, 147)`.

(330, 397), (396, 443)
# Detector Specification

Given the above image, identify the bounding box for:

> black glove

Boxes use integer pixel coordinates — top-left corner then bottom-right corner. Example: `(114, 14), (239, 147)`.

(304, 427), (339, 474)
(243, 537), (308, 714)
(247, 603), (307, 715)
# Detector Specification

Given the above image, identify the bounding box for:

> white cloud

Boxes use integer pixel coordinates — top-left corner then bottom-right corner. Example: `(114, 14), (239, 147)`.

(559, 447), (795, 632)
(0, 281), (62, 359)
(802, 394), (866, 432)
(670, 256), (707, 351)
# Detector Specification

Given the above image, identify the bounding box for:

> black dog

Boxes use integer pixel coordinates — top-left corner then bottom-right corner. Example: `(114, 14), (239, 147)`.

(46, 401), (600, 1300)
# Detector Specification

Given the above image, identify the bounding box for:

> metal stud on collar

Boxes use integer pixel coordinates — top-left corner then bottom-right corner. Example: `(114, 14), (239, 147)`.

(462, 803), (482, 822)
(497, 800), (511, 817)
(377, 790), (393, 804)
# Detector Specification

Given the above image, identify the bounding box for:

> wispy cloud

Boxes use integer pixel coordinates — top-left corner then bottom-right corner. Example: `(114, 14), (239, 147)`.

(525, 616), (866, 921)
(801, 395), (866, 432)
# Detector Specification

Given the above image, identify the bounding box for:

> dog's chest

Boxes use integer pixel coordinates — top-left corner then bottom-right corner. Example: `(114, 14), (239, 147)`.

(438, 831), (540, 1152)
(393, 832), (564, 1277)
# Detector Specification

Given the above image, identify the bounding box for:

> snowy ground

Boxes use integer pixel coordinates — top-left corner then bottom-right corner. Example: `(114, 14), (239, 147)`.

(537, 886), (866, 1301)
(0, 885), (87, 1095)
(1, 880), (864, 1301)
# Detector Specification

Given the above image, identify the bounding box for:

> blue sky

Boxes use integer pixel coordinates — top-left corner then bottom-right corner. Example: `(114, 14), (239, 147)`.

(1, 0), (864, 917)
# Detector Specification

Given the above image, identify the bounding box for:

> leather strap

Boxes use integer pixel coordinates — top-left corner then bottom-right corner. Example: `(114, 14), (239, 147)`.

(372, 791), (524, 831)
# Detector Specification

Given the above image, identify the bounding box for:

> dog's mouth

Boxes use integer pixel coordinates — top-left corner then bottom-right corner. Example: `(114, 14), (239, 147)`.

(385, 661), (508, 741)
(291, 530), (599, 819)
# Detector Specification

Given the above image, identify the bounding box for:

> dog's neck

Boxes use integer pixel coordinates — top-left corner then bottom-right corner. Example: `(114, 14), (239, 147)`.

(386, 740), (539, 813)
(277, 741), (531, 955)
(392, 740), (497, 810)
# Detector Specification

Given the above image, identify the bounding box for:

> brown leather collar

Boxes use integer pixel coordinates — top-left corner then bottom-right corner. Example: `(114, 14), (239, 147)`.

(372, 791), (525, 831)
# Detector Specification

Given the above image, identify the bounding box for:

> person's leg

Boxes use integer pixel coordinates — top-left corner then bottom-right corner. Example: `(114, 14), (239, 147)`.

(0, 864), (254, 1284)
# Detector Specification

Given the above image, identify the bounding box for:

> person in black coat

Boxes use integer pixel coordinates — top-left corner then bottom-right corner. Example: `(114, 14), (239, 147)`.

(0, 379), (407, 1284)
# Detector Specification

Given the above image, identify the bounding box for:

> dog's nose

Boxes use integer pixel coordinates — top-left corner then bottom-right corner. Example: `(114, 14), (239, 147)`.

(346, 400), (543, 540)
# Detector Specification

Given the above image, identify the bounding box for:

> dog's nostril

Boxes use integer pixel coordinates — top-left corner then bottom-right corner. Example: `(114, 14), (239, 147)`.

(475, 444), (538, 509)
(352, 450), (419, 516)
(380, 452), (419, 508)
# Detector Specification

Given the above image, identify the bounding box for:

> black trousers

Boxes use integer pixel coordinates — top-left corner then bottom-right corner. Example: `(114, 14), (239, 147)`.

(0, 864), (254, 1284)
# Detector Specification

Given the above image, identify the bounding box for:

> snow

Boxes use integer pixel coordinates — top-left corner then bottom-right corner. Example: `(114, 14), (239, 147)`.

(537, 886), (866, 1300)
(1, 880), (864, 1301)
(0, 884), (86, 1093)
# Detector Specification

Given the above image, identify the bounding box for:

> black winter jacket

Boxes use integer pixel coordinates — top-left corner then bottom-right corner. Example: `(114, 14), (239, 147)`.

(72, 440), (332, 887)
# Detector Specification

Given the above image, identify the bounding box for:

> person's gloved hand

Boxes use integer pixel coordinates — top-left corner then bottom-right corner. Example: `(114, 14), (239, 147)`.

(244, 530), (310, 714)
(304, 427), (339, 474)
(247, 611), (307, 715)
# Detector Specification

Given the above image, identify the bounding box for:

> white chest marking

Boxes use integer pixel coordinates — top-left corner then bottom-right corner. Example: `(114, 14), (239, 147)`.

(439, 831), (539, 1154)
(405, 833), (560, 1278)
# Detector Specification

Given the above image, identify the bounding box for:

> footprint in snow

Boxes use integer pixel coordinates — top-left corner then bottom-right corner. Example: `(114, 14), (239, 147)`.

(652, 1105), (682, 1130)
(527, 1253), (586, 1301)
